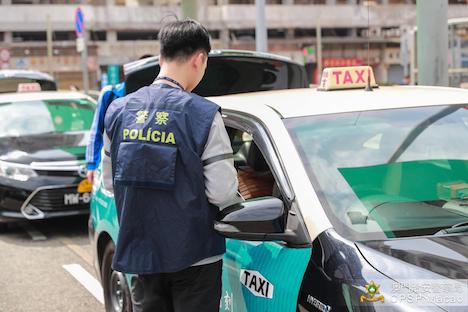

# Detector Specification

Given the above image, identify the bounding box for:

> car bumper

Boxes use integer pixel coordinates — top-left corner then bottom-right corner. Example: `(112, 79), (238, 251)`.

(0, 183), (90, 222)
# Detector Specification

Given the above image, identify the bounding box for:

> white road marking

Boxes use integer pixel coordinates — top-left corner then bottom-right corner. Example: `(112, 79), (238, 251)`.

(19, 222), (47, 241)
(63, 264), (104, 304)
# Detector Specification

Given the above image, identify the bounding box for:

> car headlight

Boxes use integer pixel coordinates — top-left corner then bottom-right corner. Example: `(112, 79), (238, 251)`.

(0, 160), (38, 182)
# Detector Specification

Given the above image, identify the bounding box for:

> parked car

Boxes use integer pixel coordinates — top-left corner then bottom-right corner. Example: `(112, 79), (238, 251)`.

(92, 57), (468, 311)
(0, 70), (57, 93)
(0, 91), (96, 231)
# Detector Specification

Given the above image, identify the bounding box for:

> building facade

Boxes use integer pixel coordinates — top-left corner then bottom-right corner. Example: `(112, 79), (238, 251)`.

(1, 0), (468, 89)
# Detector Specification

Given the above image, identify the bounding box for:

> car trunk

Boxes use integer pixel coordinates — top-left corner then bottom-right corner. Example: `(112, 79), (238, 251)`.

(124, 52), (308, 96)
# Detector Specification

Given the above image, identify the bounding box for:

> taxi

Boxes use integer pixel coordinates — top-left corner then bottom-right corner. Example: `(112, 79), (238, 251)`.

(0, 91), (95, 230)
(89, 65), (468, 312)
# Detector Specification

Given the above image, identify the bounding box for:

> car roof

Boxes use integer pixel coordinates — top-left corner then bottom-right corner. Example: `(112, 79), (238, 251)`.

(0, 91), (93, 103)
(210, 85), (468, 118)
(0, 69), (55, 81)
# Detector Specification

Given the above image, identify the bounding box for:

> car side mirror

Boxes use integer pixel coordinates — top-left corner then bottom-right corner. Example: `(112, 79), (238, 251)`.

(215, 197), (295, 242)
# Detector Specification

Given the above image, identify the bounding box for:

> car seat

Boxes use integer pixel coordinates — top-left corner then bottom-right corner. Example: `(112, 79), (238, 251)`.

(237, 143), (275, 200)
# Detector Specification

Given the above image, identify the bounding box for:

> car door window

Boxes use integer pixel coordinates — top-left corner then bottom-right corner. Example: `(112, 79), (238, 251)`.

(227, 127), (282, 201)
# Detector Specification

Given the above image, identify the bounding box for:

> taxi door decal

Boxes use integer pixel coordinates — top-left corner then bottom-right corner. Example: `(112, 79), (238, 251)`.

(221, 240), (311, 312)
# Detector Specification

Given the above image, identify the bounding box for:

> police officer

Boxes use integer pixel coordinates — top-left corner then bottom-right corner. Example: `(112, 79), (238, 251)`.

(101, 20), (238, 312)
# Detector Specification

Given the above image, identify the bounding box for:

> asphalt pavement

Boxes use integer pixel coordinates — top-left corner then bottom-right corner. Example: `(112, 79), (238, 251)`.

(0, 216), (104, 312)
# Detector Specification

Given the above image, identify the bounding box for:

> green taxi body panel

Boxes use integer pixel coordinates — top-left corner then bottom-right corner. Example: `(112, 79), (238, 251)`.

(221, 240), (311, 311)
(90, 177), (120, 247)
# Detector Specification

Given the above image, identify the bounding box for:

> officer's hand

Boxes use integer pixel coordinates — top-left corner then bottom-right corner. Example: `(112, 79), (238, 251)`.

(87, 170), (95, 183)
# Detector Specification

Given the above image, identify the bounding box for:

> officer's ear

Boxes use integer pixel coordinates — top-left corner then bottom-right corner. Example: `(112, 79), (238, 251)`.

(191, 51), (207, 70)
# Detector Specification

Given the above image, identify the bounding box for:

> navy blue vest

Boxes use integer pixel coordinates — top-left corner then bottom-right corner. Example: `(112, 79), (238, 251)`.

(105, 84), (225, 274)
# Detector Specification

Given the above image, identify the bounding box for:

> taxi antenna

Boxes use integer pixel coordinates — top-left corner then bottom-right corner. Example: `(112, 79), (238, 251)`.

(365, 2), (373, 92)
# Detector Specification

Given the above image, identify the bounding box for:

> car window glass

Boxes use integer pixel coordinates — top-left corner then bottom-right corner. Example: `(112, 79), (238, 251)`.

(285, 104), (468, 240)
(193, 58), (304, 96)
(0, 99), (94, 137)
(124, 57), (307, 96)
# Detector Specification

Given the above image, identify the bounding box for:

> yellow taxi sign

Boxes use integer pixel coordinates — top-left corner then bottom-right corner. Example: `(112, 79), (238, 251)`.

(77, 179), (92, 193)
(318, 66), (378, 91)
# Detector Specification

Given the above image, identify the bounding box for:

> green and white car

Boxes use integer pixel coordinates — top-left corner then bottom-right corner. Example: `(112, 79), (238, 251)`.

(90, 61), (468, 312)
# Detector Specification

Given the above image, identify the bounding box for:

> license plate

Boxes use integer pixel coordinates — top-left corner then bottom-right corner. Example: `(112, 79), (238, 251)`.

(64, 192), (91, 205)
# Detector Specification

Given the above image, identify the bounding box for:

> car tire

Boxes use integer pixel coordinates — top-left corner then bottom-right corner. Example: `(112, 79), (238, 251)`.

(102, 243), (133, 312)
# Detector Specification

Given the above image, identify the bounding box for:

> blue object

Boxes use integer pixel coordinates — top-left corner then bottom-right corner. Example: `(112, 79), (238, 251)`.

(100, 73), (109, 89)
(86, 82), (125, 171)
(75, 7), (84, 37)
(104, 84), (224, 274)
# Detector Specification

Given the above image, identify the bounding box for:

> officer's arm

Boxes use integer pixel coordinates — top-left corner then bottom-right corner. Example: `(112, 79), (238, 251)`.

(201, 112), (239, 208)
(101, 131), (114, 192)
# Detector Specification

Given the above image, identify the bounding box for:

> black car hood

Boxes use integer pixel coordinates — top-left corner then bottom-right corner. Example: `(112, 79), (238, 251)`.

(0, 132), (88, 164)
(357, 234), (468, 281)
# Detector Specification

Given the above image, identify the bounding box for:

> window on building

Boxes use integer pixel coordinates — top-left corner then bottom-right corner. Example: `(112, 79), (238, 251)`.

(386, 0), (409, 3)
(136, 0), (154, 5)
(117, 31), (158, 41)
(0, 33), (4, 42)
(230, 29), (255, 41)
(322, 28), (349, 37)
(209, 30), (220, 40)
(294, 0), (327, 4)
(89, 0), (107, 5)
(25, 0), (84, 4)
(387, 42), (400, 48)
(12, 32), (47, 42)
(294, 28), (316, 38)
(53, 31), (75, 41)
(90, 31), (107, 41)
(228, 0), (254, 3)
(268, 29), (287, 39)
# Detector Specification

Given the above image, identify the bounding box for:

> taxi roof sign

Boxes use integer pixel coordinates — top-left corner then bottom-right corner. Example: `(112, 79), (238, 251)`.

(17, 82), (42, 93)
(318, 66), (378, 91)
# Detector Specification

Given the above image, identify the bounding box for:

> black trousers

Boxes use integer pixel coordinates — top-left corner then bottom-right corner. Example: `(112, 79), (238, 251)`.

(131, 260), (222, 312)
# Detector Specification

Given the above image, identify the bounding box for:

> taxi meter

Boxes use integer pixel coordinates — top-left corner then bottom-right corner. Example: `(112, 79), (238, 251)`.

(318, 66), (378, 91)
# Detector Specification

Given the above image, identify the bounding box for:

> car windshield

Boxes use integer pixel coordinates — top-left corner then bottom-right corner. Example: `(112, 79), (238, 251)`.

(285, 104), (468, 241)
(0, 98), (95, 138)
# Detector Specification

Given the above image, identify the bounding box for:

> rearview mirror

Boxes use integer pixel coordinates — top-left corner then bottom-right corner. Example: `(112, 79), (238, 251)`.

(215, 197), (294, 242)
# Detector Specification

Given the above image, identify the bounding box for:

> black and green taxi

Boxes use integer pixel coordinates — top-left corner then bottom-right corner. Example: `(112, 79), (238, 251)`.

(0, 91), (95, 230)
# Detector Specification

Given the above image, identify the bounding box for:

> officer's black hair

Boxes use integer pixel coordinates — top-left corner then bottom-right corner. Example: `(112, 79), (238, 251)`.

(158, 19), (211, 61)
